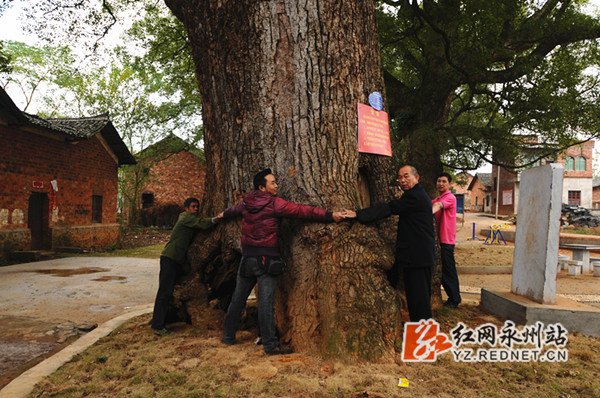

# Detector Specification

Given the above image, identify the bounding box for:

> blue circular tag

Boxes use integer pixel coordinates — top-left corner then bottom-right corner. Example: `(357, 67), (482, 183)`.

(369, 91), (383, 111)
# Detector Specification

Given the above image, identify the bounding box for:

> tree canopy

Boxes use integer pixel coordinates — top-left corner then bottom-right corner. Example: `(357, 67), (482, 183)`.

(378, 0), (600, 181)
(5, 0), (600, 179)
(0, 41), (75, 113)
(1, 1), (202, 153)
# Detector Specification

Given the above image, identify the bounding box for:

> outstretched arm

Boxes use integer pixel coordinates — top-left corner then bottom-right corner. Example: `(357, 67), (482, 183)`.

(212, 211), (225, 223)
(343, 209), (356, 219)
(332, 211), (346, 222)
(346, 203), (391, 224)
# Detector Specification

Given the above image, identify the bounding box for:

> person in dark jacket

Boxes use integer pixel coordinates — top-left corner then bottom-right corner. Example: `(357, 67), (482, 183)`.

(218, 168), (345, 355)
(151, 197), (219, 335)
(344, 165), (436, 322)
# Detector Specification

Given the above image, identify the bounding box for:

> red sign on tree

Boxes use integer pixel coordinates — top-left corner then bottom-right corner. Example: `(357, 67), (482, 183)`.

(357, 103), (392, 157)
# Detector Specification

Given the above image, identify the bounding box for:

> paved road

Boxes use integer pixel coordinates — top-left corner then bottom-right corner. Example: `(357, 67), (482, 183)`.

(0, 257), (159, 386)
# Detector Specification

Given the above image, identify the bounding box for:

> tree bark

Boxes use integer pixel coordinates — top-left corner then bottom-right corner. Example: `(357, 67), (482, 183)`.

(165, 0), (405, 360)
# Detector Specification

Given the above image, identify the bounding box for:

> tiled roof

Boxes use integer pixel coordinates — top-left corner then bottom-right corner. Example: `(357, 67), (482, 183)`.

(0, 87), (28, 124)
(23, 112), (109, 138)
(467, 172), (492, 191)
(477, 173), (492, 187)
(1, 88), (136, 165)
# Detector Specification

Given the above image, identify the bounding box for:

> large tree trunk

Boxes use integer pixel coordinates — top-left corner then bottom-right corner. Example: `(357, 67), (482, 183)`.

(165, 0), (405, 360)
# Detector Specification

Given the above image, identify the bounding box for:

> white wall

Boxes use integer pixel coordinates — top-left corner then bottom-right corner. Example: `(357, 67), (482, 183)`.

(562, 178), (593, 208)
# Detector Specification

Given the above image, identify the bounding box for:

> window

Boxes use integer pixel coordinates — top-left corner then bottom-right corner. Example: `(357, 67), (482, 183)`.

(568, 191), (581, 206)
(565, 156), (575, 171)
(92, 195), (102, 222)
(476, 197), (479, 206)
(576, 156), (586, 171)
(142, 193), (154, 208)
(527, 156), (540, 168)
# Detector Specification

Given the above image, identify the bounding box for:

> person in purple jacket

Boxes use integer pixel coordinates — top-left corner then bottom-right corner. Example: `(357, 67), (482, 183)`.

(217, 168), (345, 355)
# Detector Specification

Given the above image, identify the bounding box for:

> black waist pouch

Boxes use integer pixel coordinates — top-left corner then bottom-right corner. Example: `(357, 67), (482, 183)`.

(266, 257), (286, 275)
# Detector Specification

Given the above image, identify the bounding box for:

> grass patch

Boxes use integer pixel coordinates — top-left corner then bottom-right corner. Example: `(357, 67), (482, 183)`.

(562, 226), (600, 236)
(28, 305), (600, 398)
(68, 245), (164, 259)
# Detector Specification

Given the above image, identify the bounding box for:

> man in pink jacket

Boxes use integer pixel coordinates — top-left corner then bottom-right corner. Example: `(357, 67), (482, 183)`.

(218, 169), (344, 355)
(432, 172), (462, 308)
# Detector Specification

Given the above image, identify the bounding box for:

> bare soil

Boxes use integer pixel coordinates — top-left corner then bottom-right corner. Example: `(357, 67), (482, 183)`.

(118, 228), (170, 249)
(6, 216), (600, 396)
(29, 305), (600, 397)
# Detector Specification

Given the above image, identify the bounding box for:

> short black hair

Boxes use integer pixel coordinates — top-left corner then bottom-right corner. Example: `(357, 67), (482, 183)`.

(183, 197), (199, 208)
(253, 168), (272, 190)
(438, 172), (452, 183)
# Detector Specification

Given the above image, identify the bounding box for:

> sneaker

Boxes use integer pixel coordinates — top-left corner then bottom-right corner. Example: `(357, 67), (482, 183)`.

(152, 327), (171, 336)
(265, 346), (293, 356)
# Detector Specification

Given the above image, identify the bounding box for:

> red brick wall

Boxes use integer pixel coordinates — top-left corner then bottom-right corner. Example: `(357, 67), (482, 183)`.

(142, 151), (206, 208)
(0, 124), (120, 254)
(469, 178), (487, 211)
(593, 187), (600, 209)
(491, 166), (518, 215)
(557, 142), (594, 179)
(453, 173), (472, 195)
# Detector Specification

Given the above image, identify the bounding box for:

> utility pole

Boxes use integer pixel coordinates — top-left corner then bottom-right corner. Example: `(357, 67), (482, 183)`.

(495, 164), (500, 219)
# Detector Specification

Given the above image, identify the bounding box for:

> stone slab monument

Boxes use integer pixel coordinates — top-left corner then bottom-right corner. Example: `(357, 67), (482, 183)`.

(483, 163), (600, 337)
(511, 163), (563, 304)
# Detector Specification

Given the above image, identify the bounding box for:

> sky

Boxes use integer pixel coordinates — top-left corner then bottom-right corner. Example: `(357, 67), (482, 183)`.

(0, 3), (33, 44)
(2, 1), (600, 174)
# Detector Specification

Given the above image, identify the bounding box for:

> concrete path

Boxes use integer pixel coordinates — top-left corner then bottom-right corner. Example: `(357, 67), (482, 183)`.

(0, 257), (159, 397)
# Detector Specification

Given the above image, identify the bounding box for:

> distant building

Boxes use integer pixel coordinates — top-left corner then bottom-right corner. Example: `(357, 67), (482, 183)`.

(467, 173), (492, 213)
(0, 87), (135, 259)
(452, 171), (473, 210)
(125, 135), (206, 227)
(592, 177), (600, 210)
(490, 140), (594, 215)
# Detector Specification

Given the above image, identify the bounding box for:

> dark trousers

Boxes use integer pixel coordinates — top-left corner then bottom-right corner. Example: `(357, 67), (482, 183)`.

(151, 256), (182, 330)
(440, 244), (461, 305)
(403, 266), (432, 322)
(222, 258), (280, 352)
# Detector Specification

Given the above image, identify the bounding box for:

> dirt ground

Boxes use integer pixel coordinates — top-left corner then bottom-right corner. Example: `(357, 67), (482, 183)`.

(3, 214), (600, 394)
(118, 227), (170, 249)
(454, 212), (600, 307)
(30, 304), (600, 397)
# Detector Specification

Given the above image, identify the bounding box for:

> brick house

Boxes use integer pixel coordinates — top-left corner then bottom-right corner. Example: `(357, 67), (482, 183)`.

(467, 173), (492, 212)
(559, 142), (595, 207)
(592, 177), (600, 210)
(0, 87), (135, 259)
(490, 141), (594, 215)
(126, 134), (206, 227)
(452, 171), (473, 210)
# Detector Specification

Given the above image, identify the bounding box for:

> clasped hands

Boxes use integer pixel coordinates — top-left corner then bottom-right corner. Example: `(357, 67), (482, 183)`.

(332, 209), (357, 222)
